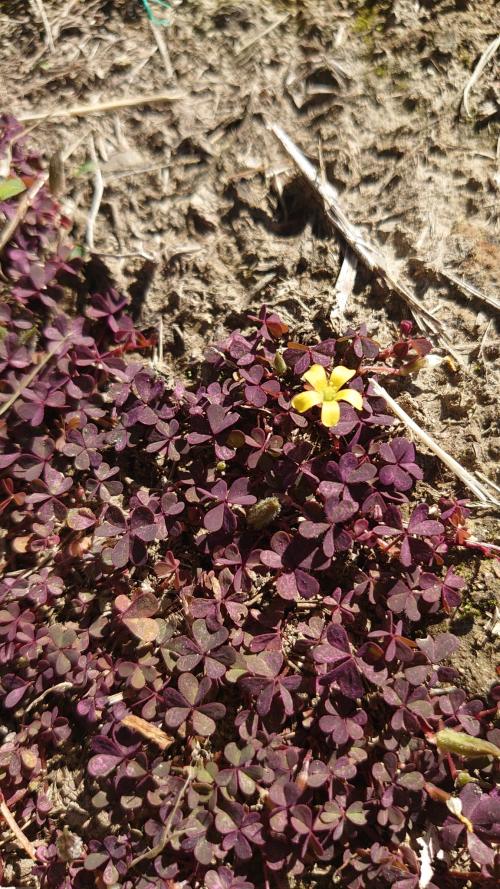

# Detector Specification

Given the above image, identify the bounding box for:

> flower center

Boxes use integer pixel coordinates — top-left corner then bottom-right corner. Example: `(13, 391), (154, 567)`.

(323, 386), (338, 402)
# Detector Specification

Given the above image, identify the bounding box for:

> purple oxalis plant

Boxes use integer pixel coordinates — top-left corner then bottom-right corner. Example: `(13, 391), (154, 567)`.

(0, 115), (497, 889)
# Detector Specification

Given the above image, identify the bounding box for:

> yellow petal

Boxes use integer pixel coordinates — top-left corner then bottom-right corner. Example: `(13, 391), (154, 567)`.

(334, 388), (363, 411)
(321, 400), (340, 427)
(291, 390), (323, 414)
(329, 366), (356, 393)
(302, 364), (328, 392)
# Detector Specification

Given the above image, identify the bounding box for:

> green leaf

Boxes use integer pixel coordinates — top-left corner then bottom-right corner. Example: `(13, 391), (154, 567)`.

(75, 161), (95, 177)
(225, 667), (248, 683)
(398, 771), (425, 791)
(0, 178), (26, 201)
(435, 728), (500, 759)
(346, 801), (367, 825)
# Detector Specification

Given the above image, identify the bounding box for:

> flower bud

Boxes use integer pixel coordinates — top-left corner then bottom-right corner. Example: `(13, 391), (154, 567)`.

(273, 351), (287, 375)
(435, 728), (500, 759)
(246, 497), (281, 529)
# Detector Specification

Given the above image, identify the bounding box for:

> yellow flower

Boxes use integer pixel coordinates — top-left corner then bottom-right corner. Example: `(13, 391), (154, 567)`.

(291, 364), (363, 428)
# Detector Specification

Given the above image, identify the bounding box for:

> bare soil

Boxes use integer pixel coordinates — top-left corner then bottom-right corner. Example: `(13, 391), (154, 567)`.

(0, 0), (499, 881)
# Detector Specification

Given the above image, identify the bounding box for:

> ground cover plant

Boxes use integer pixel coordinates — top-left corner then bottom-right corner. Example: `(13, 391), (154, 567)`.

(0, 116), (498, 889)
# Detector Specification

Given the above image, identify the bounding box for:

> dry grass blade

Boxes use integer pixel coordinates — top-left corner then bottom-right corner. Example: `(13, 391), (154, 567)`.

(331, 247), (358, 323)
(269, 123), (461, 361)
(0, 794), (36, 860)
(25, 682), (73, 714)
(16, 90), (183, 123)
(129, 765), (194, 868)
(236, 13), (290, 57)
(85, 136), (104, 251)
(149, 19), (175, 80)
(372, 380), (500, 506)
(462, 34), (500, 118)
(442, 270), (500, 313)
(29, 0), (55, 53)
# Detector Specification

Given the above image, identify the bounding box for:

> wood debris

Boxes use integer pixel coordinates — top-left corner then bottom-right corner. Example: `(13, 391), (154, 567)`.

(16, 90), (183, 123)
(120, 714), (175, 751)
(269, 123), (462, 362)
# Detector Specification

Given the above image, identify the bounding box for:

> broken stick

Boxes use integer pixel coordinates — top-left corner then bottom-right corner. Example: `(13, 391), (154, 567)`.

(372, 380), (499, 507)
(441, 270), (500, 314)
(0, 793), (36, 860)
(269, 123), (462, 361)
(331, 247), (358, 323)
(462, 34), (500, 118)
(16, 91), (183, 123)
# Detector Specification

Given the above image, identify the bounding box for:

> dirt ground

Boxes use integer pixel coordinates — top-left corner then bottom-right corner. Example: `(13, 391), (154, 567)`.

(0, 0), (499, 867)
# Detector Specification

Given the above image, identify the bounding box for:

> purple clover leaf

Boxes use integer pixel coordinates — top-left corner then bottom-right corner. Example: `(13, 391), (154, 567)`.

(12, 435), (55, 481)
(85, 462), (123, 501)
(187, 403), (240, 461)
(62, 423), (104, 470)
(15, 380), (66, 427)
(299, 498), (357, 559)
(205, 867), (255, 889)
(86, 288), (129, 332)
(240, 652), (301, 720)
(239, 364), (280, 407)
(382, 679), (433, 732)
(26, 464), (72, 522)
(146, 418), (185, 462)
(260, 531), (319, 600)
(441, 783), (500, 870)
(283, 339), (336, 375)
(215, 801), (264, 860)
(319, 698), (368, 745)
(313, 624), (366, 699)
(172, 618), (234, 679)
(95, 505), (158, 568)
(440, 566), (465, 613)
(318, 452), (377, 503)
(216, 742), (270, 796)
(374, 503), (444, 567)
(202, 478), (256, 533)
(0, 333), (31, 373)
(84, 835), (129, 886)
(164, 673), (226, 737)
(290, 804), (326, 859)
(438, 688), (483, 735)
(377, 437), (423, 492)
(244, 426), (283, 470)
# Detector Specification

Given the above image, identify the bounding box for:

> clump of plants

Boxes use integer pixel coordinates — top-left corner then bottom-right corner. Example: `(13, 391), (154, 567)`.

(0, 116), (498, 889)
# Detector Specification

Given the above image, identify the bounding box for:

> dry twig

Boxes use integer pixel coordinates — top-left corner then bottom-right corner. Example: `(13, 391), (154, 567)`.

(85, 136), (104, 251)
(129, 766), (194, 868)
(236, 13), (290, 57)
(331, 247), (358, 323)
(149, 19), (175, 80)
(30, 0), (55, 53)
(462, 34), (500, 118)
(441, 270), (500, 314)
(16, 90), (183, 123)
(371, 380), (499, 507)
(0, 793), (36, 860)
(121, 714), (174, 751)
(270, 123), (461, 360)
(25, 682), (74, 714)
